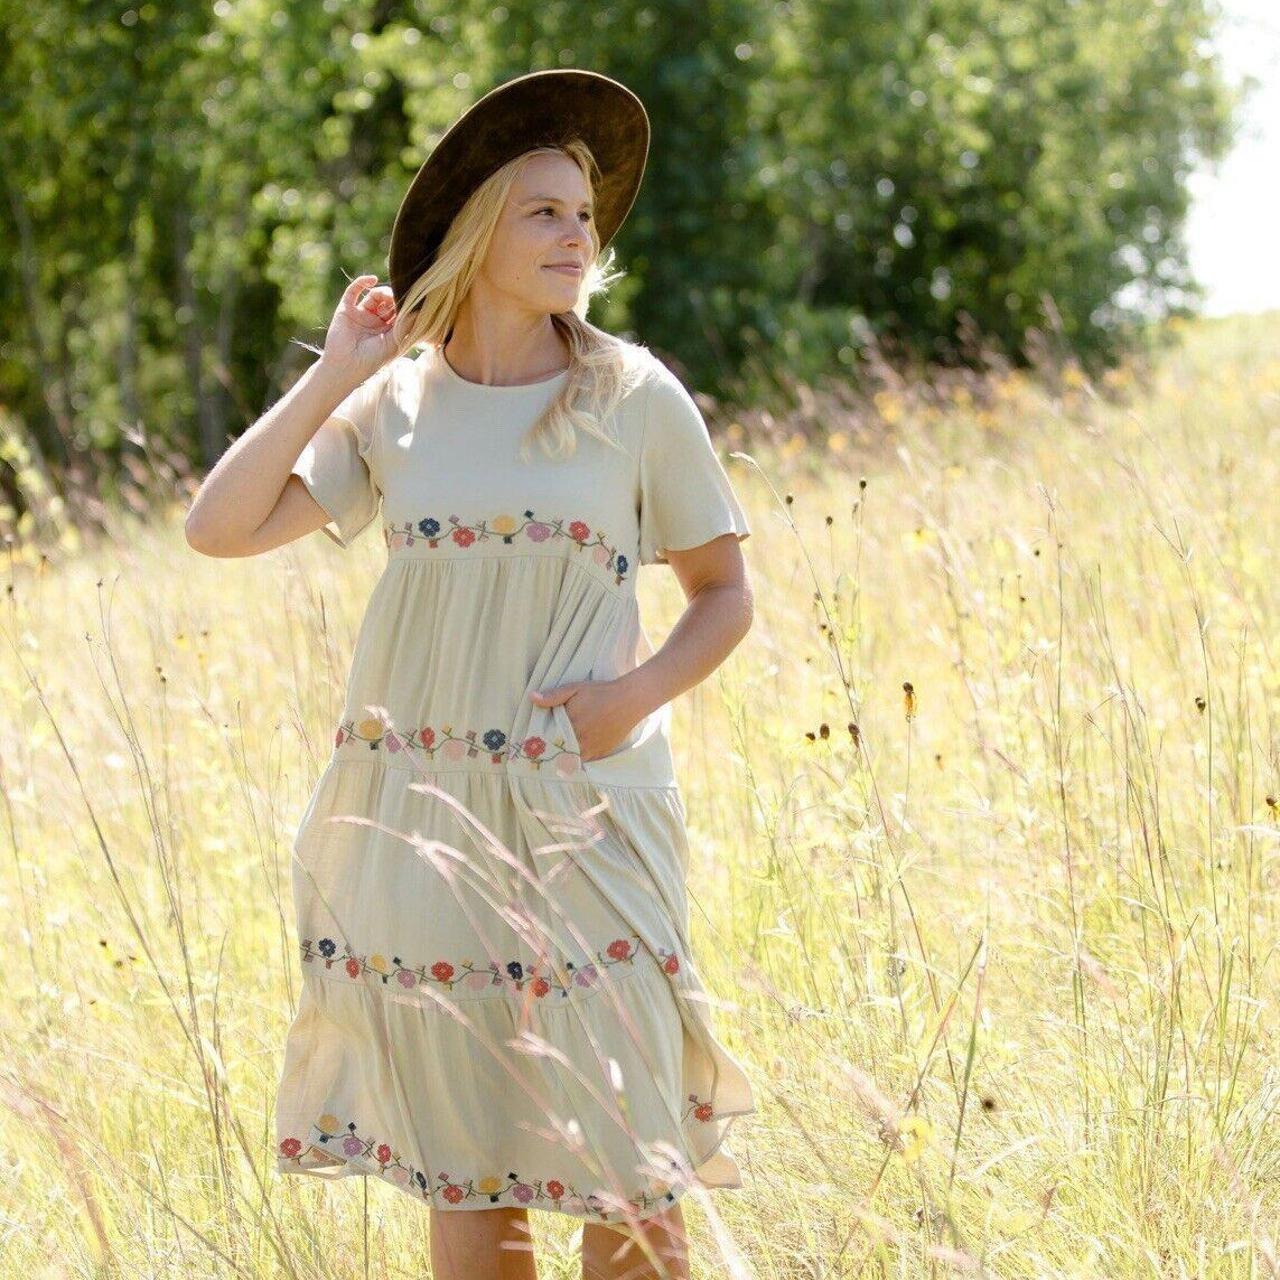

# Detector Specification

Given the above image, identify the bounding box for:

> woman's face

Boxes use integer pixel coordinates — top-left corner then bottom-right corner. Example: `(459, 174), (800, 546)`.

(478, 152), (596, 312)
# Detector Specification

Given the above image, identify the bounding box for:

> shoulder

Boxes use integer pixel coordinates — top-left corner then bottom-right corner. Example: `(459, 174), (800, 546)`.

(628, 351), (712, 451)
(364, 351), (425, 419)
(603, 342), (702, 434)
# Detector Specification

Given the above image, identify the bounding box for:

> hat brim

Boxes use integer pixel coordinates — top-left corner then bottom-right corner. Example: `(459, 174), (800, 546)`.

(388, 69), (650, 307)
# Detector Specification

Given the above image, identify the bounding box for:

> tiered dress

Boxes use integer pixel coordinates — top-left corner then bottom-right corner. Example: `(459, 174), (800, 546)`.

(274, 342), (755, 1225)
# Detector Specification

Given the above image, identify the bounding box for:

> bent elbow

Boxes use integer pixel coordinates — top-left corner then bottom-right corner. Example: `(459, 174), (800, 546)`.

(184, 512), (234, 558)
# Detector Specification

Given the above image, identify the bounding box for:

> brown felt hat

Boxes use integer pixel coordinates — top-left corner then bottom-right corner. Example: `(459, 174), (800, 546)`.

(387, 68), (650, 308)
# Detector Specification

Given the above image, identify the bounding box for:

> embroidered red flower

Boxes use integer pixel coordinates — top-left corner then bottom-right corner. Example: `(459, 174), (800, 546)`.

(376, 1144), (392, 1164)
(431, 960), (455, 982)
(546, 1179), (565, 1199)
(693, 1102), (714, 1122)
(441, 1183), (465, 1204)
(522, 736), (547, 759)
(568, 520), (590, 541)
(279, 1137), (302, 1158)
(663, 953), (680, 974)
(419, 727), (435, 747)
(531, 976), (550, 998)
(606, 938), (632, 961)
(345, 958), (361, 978)
(334, 727), (346, 747)
(451, 527), (477, 547)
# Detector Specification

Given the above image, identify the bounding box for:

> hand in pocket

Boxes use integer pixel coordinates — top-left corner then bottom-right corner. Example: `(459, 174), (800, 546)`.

(529, 678), (643, 763)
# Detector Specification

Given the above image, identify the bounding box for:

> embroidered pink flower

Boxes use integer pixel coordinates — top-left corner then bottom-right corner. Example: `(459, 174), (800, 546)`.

(342, 1135), (363, 1156)
(397, 969), (416, 988)
(383, 509), (630, 583)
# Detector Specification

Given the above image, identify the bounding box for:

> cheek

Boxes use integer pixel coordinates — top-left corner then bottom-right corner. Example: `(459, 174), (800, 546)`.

(489, 222), (555, 281)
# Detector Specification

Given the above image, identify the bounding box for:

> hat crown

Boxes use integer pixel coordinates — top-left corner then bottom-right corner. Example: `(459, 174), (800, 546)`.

(388, 69), (650, 307)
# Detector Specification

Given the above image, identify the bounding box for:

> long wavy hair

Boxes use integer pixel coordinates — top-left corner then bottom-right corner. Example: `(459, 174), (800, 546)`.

(389, 139), (651, 463)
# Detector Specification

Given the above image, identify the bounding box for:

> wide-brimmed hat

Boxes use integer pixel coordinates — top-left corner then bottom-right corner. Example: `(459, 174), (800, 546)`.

(387, 68), (650, 308)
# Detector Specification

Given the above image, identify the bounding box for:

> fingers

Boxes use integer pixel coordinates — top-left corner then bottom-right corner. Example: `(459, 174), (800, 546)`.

(341, 274), (379, 307)
(342, 274), (398, 330)
(365, 287), (397, 324)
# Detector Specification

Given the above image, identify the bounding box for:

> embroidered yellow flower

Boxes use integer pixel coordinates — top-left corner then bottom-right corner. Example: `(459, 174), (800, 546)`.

(490, 514), (518, 535)
(477, 1175), (504, 1194)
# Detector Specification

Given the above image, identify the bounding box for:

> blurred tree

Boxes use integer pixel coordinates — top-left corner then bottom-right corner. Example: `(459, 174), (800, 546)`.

(0, 0), (1239, 537)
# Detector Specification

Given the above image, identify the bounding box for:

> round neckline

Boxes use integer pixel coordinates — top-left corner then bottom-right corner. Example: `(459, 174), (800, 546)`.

(434, 346), (570, 391)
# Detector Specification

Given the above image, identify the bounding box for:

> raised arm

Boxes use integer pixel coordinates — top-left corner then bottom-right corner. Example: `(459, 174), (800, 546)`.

(184, 274), (399, 558)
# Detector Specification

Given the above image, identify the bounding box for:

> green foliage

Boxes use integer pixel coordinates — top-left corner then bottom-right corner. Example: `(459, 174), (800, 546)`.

(0, 0), (1239, 527)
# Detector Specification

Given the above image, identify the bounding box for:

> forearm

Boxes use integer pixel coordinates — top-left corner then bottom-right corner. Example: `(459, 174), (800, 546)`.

(184, 357), (361, 548)
(615, 583), (753, 720)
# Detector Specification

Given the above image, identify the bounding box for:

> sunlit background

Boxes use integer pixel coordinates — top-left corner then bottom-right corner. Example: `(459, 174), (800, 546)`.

(1186, 0), (1280, 316)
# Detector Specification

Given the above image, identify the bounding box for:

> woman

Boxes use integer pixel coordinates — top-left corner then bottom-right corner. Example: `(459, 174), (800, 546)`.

(185, 70), (756, 1280)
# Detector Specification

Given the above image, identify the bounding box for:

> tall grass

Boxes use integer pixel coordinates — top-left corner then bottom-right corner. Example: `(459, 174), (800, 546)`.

(2, 312), (1278, 1277)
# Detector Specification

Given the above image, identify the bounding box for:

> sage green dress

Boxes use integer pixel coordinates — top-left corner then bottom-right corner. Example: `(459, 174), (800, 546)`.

(274, 343), (755, 1225)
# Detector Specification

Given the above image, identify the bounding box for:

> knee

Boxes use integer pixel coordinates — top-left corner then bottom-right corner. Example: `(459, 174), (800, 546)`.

(581, 1205), (689, 1279)
(429, 1204), (533, 1251)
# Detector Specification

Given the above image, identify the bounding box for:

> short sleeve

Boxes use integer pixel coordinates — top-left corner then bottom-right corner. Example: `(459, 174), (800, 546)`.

(290, 362), (393, 548)
(637, 366), (752, 566)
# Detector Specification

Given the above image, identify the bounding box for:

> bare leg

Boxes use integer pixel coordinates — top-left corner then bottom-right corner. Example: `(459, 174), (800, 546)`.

(429, 1206), (538, 1280)
(580, 1204), (690, 1280)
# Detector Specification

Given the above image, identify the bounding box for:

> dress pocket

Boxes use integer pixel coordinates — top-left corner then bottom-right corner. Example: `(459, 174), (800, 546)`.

(560, 699), (678, 789)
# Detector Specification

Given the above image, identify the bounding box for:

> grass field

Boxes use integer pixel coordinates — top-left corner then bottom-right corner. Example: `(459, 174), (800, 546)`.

(3, 313), (1278, 1277)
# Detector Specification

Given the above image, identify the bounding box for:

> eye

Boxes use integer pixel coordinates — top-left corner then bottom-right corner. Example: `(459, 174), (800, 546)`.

(536, 207), (593, 222)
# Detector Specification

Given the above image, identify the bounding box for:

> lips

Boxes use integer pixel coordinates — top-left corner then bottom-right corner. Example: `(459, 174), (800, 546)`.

(544, 264), (583, 275)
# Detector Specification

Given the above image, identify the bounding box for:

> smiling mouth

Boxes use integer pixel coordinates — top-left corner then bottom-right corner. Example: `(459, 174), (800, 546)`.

(544, 265), (583, 275)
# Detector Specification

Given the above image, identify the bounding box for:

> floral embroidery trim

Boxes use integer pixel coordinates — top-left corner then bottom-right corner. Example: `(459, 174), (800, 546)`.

(278, 1098), (718, 1217)
(383, 509), (630, 584)
(300, 929), (682, 1000)
(335, 716), (581, 775)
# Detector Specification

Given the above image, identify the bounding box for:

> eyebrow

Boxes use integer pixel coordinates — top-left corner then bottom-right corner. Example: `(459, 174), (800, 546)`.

(521, 195), (594, 209)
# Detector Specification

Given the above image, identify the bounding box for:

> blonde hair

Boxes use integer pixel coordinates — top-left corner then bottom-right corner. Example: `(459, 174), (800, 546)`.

(390, 139), (650, 463)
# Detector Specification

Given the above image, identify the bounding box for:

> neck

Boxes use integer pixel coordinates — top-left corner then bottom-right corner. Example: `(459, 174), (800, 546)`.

(443, 311), (570, 387)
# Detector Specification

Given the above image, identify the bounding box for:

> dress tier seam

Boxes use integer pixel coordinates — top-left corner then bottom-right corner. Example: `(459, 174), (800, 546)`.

(299, 931), (676, 1009)
(378, 544), (633, 601)
(311, 754), (681, 792)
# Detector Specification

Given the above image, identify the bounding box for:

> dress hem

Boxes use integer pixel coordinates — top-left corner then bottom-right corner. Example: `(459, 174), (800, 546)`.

(275, 1102), (756, 1227)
